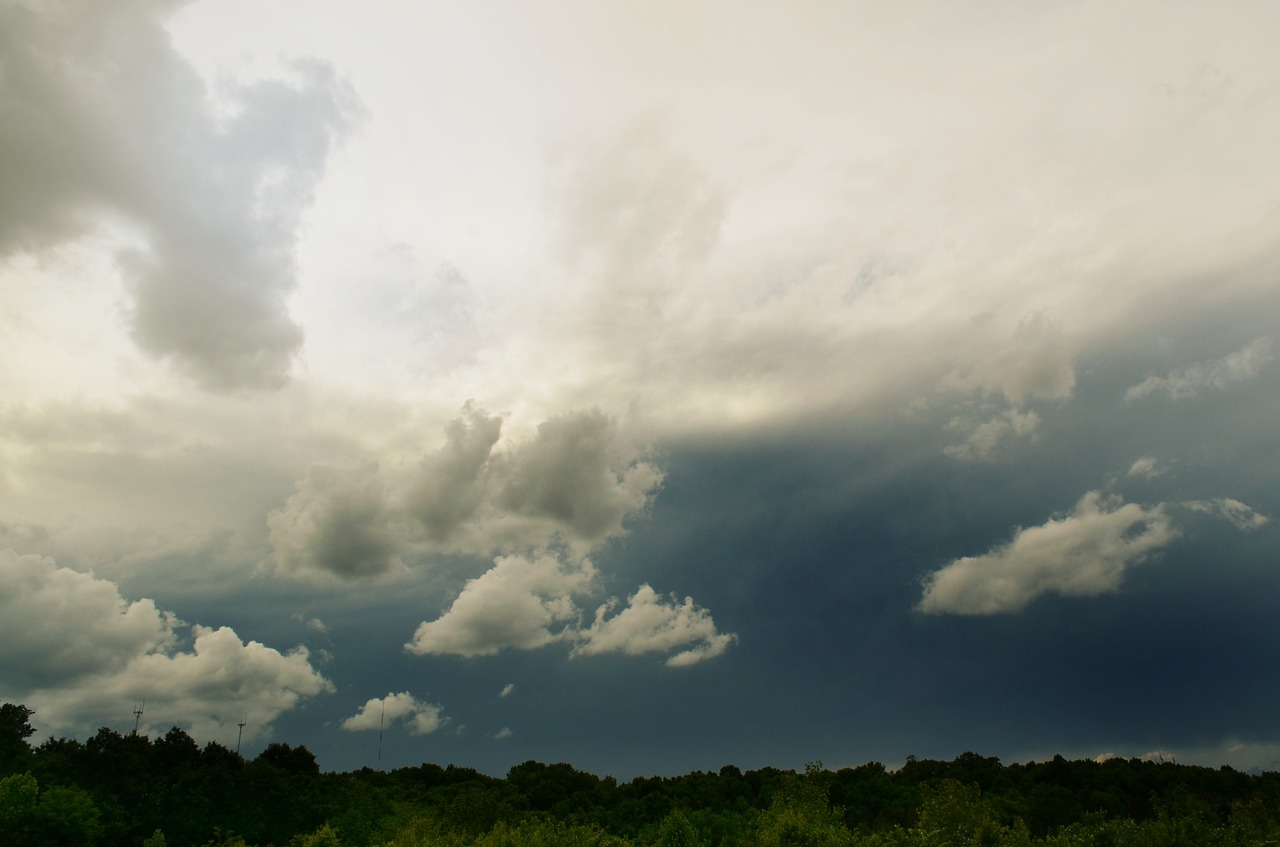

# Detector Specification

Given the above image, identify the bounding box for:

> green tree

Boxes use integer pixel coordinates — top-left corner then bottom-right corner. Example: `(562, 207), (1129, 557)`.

(0, 703), (36, 775)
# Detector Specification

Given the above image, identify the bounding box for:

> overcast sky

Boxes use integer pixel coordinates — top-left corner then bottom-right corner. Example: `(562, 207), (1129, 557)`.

(2, 0), (1279, 778)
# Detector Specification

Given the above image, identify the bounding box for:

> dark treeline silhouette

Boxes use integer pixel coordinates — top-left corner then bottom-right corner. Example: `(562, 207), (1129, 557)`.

(3, 703), (1280, 846)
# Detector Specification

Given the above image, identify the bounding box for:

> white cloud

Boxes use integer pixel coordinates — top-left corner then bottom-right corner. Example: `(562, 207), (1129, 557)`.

(341, 691), (445, 736)
(944, 409), (1041, 461)
(0, 550), (332, 742)
(1126, 457), (1164, 479)
(404, 554), (597, 658)
(1182, 498), (1269, 531)
(575, 584), (737, 667)
(918, 491), (1179, 615)
(1126, 338), (1273, 401)
(405, 557), (736, 666)
(494, 727), (513, 740)
(499, 683), (515, 699)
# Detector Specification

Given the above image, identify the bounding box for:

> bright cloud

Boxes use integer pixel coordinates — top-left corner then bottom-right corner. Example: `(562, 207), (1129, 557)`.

(1126, 338), (1273, 402)
(575, 584), (738, 667)
(918, 491), (1179, 615)
(499, 683), (515, 699)
(0, 550), (332, 741)
(405, 554), (597, 658)
(341, 691), (445, 736)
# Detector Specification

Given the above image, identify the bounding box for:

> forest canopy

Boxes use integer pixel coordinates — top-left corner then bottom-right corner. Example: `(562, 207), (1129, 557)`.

(2, 702), (1279, 847)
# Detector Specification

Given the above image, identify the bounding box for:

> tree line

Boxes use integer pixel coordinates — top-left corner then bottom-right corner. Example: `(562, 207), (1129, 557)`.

(4, 703), (1280, 846)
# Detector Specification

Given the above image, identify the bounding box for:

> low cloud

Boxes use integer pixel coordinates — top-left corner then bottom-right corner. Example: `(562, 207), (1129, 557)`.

(1182, 498), (1269, 531)
(269, 406), (663, 580)
(405, 558), (736, 666)
(944, 409), (1041, 461)
(1126, 457), (1165, 479)
(341, 691), (445, 736)
(0, 550), (332, 742)
(575, 584), (738, 667)
(918, 491), (1178, 615)
(404, 554), (596, 658)
(1126, 338), (1273, 402)
(499, 683), (515, 699)
(268, 462), (405, 580)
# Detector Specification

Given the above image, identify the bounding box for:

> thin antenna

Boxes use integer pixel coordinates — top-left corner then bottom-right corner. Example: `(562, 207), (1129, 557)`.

(377, 699), (386, 763)
(132, 701), (145, 735)
(236, 716), (247, 754)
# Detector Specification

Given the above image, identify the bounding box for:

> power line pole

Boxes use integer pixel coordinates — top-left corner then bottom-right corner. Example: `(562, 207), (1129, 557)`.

(132, 701), (144, 735)
(236, 717), (247, 755)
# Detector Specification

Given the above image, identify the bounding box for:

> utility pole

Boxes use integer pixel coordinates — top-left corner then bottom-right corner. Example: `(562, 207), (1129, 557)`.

(236, 717), (247, 755)
(132, 701), (144, 735)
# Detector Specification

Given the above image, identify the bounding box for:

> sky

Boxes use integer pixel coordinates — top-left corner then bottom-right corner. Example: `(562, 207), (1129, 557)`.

(1, 0), (1279, 778)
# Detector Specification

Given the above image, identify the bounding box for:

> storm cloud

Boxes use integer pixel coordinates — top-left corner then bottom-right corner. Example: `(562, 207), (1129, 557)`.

(0, 0), (358, 388)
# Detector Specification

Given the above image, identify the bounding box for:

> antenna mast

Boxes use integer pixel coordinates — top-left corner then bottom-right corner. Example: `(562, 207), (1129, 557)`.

(377, 699), (386, 762)
(236, 716), (247, 754)
(132, 701), (145, 735)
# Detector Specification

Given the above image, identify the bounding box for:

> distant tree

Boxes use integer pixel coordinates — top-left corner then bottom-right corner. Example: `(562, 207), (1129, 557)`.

(257, 741), (320, 776)
(0, 703), (36, 774)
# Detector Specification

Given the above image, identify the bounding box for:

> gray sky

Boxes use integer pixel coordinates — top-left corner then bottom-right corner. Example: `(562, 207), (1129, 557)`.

(2, 0), (1278, 777)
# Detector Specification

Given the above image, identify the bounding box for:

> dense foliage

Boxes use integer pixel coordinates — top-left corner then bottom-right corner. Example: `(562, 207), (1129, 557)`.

(3, 703), (1280, 846)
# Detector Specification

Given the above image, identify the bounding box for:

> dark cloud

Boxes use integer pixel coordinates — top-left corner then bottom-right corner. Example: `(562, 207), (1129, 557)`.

(500, 408), (663, 544)
(269, 463), (403, 580)
(270, 406), (664, 578)
(0, 0), (359, 389)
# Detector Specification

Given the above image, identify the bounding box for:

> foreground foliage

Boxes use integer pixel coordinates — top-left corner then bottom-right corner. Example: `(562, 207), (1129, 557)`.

(3, 703), (1279, 846)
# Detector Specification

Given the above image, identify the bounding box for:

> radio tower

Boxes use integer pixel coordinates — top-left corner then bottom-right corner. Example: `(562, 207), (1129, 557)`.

(377, 700), (386, 762)
(236, 717), (247, 754)
(132, 701), (145, 735)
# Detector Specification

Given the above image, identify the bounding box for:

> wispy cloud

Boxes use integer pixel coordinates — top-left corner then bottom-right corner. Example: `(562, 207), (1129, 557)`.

(1126, 338), (1273, 401)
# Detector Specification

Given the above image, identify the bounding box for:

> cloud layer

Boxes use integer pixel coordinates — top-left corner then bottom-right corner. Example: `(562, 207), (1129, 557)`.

(0, 0), (358, 389)
(0, 550), (332, 741)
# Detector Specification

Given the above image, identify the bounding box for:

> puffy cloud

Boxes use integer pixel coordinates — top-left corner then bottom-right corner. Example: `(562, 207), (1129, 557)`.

(494, 727), (513, 740)
(0, 550), (331, 741)
(268, 463), (404, 580)
(341, 691), (444, 736)
(406, 554), (596, 658)
(406, 557), (736, 666)
(269, 406), (663, 578)
(1126, 338), (1273, 401)
(944, 409), (1041, 461)
(574, 584), (737, 667)
(918, 491), (1179, 615)
(0, 0), (359, 389)
(499, 408), (664, 545)
(499, 683), (515, 699)
(404, 403), (503, 545)
(1182, 498), (1269, 531)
